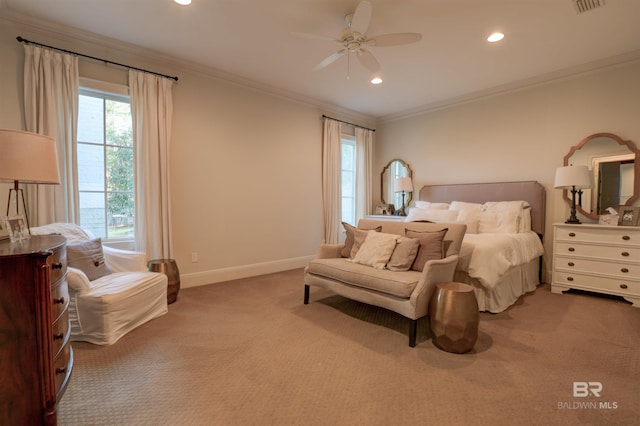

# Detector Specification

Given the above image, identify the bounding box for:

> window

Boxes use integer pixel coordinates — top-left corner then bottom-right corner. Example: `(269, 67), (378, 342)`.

(77, 87), (134, 240)
(341, 137), (356, 225)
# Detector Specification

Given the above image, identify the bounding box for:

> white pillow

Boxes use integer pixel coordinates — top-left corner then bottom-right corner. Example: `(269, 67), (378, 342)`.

(484, 201), (531, 233)
(449, 201), (485, 212)
(352, 231), (400, 269)
(406, 208), (459, 223)
(414, 201), (450, 210)
(479, 210), (520, 234)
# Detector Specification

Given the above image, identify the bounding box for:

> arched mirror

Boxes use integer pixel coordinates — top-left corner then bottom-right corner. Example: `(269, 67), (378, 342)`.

(563, 133), (640, 220)
(381, 159), (413, 211)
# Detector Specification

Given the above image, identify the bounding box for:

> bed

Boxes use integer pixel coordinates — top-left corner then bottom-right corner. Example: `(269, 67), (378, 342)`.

(412, 181), (546, 313)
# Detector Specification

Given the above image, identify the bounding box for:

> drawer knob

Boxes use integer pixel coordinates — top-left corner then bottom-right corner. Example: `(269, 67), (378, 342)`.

(53, 333), (64, 340)
(567, 276), (574, 282)
(622, 235), (630, 241)
(621, 268), (629, 273)
(55, 367), (67, 375)
(568, 232), (576, 237)
(620, 284), (628, 289)
(53, 297), (65, 304)
(568, 247), (575, 252)
(52, 262), (63, 270)
(568, 262), (575, 267)
(621, 252), (629, 257)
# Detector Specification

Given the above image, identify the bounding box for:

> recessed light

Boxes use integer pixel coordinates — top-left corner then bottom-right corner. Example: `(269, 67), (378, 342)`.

(371, 77), (383, 85)
(487, 32), (504, 43)
(174, 0), (192, 5)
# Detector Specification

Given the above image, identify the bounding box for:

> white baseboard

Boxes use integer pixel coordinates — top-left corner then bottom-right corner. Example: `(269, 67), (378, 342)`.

(180, 255), (315, 288)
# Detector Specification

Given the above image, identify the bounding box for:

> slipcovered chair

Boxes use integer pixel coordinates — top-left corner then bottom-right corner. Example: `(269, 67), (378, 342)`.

(31, 223), (168, 345)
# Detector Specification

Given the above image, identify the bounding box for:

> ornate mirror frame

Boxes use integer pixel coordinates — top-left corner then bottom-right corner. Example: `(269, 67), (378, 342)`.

(381, 159), (413, 210)
(563, 132), (640, 220)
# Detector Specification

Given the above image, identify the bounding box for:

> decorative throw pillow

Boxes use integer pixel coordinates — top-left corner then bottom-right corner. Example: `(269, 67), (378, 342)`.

(352, 231), (400, 269)
(67, 238), (112, 281)
(341, 222), (382, 258)
(387, 237), (420, 271)
(405, 228), (448, 271)
(414, 201), (450, 210)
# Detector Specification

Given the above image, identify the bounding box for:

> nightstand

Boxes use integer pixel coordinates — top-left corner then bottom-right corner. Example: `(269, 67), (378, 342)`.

(552, 223), (640, 307)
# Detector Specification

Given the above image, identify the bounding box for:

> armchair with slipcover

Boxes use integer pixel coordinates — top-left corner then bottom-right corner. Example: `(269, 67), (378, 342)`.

(31, 223), (168, 345)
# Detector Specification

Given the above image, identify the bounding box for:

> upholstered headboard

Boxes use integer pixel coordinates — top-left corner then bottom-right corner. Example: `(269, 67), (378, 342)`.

(418, 181), (546, 236)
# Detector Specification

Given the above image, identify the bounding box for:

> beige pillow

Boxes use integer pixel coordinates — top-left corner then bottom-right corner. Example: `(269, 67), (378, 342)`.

(405, 228), (447, 271)
(387, 237), (420, 271)
(352, 231), (400, 269)
(341, 222), (382, 258)
(67, 238), (112, 281)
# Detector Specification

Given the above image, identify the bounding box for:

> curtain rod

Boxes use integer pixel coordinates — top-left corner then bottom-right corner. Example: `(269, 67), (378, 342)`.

(16, 36), (179, 82)
(322, 115), (375, 132)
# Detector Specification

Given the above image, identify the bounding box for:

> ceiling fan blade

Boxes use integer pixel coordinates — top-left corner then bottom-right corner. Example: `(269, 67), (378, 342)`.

(350, 1), (372, 35)
(314, 49), (346, 70)
(367, 33), (422, 47)
(356, 49), (380, 73)
(291, 32), (338, 43)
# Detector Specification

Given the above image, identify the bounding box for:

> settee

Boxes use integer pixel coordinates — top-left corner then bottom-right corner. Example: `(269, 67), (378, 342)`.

(304, 219), (466, 347)
(31, 223), (168, 345)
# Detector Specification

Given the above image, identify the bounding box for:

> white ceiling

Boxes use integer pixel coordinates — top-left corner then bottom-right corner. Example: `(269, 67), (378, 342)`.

(3, 0), (640, 119)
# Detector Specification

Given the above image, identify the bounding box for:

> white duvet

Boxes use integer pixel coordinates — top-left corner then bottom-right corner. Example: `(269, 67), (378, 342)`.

(456, 231), (544, 290)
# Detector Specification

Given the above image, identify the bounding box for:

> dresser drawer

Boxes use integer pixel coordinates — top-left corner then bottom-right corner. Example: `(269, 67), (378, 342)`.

(556, 227), (640, 245)
(54, 342), (72, 395)
(554, 271), (640, 297)
(554, 256), (640, 278)
(51, 278), (70, 323)
(49, 245), (67, 283)
(52, 309), (70, 359)
(555, 241), (640, 261)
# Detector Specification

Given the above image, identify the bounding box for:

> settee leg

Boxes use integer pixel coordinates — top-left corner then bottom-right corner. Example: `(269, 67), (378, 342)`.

(304, 284), (310, 304)
(409, 319), (417, 347)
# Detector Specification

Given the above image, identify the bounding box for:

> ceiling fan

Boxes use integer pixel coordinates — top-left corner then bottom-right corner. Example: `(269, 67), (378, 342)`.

(293, 1), (422, 76)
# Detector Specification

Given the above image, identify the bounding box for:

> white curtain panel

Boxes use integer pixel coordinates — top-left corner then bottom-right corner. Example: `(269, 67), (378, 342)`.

(23, 44), (79, 225)
(355, 127), (374, 219)
(129, 70), (174, 260)
(322, 118), (342, 244)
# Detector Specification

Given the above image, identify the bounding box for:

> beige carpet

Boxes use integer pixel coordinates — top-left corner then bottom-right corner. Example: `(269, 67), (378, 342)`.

(58, 269), (640, 426)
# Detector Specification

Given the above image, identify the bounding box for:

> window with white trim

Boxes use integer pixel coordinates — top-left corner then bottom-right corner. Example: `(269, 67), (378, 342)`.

(341, 136), (356, 225)
(77, 84), (134, 241)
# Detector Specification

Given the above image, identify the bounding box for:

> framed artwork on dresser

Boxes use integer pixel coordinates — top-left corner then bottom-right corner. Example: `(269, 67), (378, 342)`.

(618, 206), (640, 226)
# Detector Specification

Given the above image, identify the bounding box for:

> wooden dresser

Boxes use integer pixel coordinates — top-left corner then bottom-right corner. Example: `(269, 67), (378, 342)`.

(552, 223), (640, 307)
(0, 235), (73, 425)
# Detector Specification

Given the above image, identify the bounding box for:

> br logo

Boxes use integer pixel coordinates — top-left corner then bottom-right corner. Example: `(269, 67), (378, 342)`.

(573, 382), (603, 397)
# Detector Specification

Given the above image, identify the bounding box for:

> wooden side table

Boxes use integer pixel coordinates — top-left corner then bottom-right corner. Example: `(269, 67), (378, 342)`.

(148, 259), (180, 304)
(429, 282), (479, 354)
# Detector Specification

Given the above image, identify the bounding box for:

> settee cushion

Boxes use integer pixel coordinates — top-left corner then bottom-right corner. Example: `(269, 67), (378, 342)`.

(352, 231), (400, 269)
(307, 258), (420, 298)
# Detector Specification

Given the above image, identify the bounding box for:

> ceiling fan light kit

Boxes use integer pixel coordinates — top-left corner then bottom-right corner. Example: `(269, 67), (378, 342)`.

(295, 1), (422, 80)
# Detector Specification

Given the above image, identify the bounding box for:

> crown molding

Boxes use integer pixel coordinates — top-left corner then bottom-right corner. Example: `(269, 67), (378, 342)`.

(0, 9), (376, 127)
(379, 50), (640, 123)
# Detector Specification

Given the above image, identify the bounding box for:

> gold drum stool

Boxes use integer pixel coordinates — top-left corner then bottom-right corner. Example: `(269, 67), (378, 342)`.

(148, 259), (180, 304)
(429, 282), (479, 354)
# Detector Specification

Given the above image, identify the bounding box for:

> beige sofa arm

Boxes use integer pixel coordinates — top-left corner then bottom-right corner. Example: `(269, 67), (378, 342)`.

(316, 244), (345, 259)
(410, 255), (459, 317)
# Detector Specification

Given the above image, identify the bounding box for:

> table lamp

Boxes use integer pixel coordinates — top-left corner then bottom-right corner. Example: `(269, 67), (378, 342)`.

(554, 165), (591, 224)
(0, 129), (60, 236)
(394, 177), (413, 216)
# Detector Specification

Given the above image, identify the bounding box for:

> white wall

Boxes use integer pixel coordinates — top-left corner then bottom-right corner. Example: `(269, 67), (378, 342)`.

(375, 61), (640, 279)
(0, 15), (373, 286)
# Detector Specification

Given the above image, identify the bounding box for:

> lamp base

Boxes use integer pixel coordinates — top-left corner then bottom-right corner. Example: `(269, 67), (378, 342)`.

(565, 217), (582, 224)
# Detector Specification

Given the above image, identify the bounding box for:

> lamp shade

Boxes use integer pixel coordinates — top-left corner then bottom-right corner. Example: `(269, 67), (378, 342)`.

(0, 129), (60, 184)
(554, 165), (591, 189)
(394, 177), (413, 193)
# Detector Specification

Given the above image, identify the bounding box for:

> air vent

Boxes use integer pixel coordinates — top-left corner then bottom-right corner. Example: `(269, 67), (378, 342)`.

(573, 0), (606, 14)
